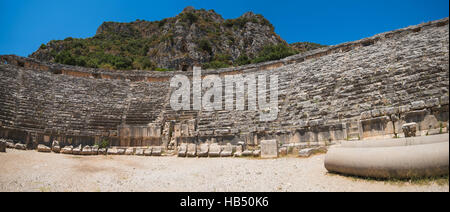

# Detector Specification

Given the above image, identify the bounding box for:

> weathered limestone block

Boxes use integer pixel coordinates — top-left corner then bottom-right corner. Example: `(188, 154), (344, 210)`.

(360, 111), (371, 120)
(427, 128), (441, 136)
(298, 146), (327, 157)
(98, 148), (107, 155)
(37, 144), (51, 153)
(234, 145), (243, 157)
(61, 145), (73, 154)
(361, 116), (393, 138)
(107, 148), (118, 155)
(72, 145), (82, 155)
(426, 98), (440, 108)
(177, 143), (187, 157)
(144, 147), (152, 156)
(187, 144), (197, 157)
(81, 145), (93, 155)
(125, 147), (135, 155)
(197, 143), (209, 157)
(52, 145), (61, 153)
(260, 140), (278, 158)
(14, 143), (26, 150)
(117, 148), (126, 155)
(242, 150), (253, 157)
(52, 140), (60, 153)
(411, 101), (425, 110)
(91, 146), (99, 155)
(152, 146), (162, 156)
(402, 122), (417, 137)
(135, 148), (144, 156)
(208, 143), (221, 157)
(220, 143), (233, 157)
(299, 148), (315, 157)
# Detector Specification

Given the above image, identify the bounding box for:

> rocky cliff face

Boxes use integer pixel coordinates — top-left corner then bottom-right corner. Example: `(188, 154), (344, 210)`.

(30, 6), (301, 71)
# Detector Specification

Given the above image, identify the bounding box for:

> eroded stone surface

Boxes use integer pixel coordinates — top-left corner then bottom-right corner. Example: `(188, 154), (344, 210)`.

(209, 143), (221, 157)
(37, 144), (51, 153)
(261, 140), (278, 158)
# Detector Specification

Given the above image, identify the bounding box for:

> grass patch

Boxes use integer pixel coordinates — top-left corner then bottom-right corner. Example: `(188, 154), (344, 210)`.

(327, 172), (449, 186)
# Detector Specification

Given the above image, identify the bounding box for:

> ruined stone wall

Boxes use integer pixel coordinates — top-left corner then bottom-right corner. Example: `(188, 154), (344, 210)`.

(0, 18), (448, 148)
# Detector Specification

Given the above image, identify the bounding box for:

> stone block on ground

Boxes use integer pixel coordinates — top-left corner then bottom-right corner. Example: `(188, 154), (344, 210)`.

(427, 128), (441, 136)
(220, 143), (233, 157)
(234, 145), (243, 157)
(81, 145), (93, 155)
(197, 143), (209, 157)
(125, 147), (135, 155)
(208, 143), (221, 157)
(37, 144), (51, 153)
(298, 146), (328, 157)
(52, 145), (61, 153)
(177, 144), (187, 157)
(402, 122), (417, 137)
(187, 143), (197, 157)
(107, 148), (118, 155)
(72, 145), (82, 155)
(14, 143), (26, 150)
(91, 146), (99, 155)
(98, 148), (107, 155)
(152, 146), (162, 156)
(52, 140), (59, 149)
(242, 150), (253, 157)
(61, 146), (73, 154)
(135, 148), (145, 156)
(144, 147), (152, 156)
(117, 148), (126, 155)
(260, 140), (278, 158)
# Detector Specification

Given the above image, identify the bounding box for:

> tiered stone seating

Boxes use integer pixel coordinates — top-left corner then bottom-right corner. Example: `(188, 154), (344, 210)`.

(0, 17), (448, 149)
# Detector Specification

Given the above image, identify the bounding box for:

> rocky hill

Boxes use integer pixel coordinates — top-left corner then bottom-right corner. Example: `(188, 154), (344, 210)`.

(30, 6), (325, 71)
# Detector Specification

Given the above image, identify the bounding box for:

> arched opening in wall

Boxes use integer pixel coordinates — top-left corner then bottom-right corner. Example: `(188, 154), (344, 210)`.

(181, 65), (189, 72)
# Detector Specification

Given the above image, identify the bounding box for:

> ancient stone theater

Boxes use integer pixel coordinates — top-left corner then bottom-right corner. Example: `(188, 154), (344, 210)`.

(0, 18), (448, 155)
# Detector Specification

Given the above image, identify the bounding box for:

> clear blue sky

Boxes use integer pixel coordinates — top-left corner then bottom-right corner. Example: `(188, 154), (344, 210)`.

(0, 0), (448, 56)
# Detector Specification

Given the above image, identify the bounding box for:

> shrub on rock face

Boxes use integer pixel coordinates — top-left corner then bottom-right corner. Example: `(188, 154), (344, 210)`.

(252, 44), (297, 64)
(198, 39), (212, 53)
(180, 12), (198, 24)
(235, 54), (251, 66)
(99, 139), (110, 149)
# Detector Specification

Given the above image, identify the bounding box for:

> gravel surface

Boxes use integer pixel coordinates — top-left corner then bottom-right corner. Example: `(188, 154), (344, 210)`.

(0, 149), (448, 192)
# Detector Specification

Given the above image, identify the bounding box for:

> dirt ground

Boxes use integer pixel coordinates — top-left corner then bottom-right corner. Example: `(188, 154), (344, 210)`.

(0, 149), (448, 192)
